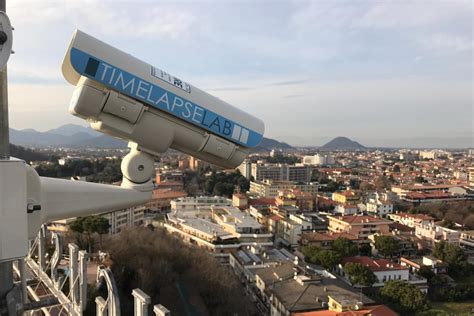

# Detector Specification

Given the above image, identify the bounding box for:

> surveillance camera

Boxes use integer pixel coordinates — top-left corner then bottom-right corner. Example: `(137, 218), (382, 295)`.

(61, 30), (264, 169)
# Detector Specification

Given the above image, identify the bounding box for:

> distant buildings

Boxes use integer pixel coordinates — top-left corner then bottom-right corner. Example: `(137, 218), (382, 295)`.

(302, 154), (335, 166)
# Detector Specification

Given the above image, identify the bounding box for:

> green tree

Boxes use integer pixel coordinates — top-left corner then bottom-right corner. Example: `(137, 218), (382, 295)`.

(374, 235), (400, 258)
(379, 280), (427, 314)
(315, 250), (342, 269)
(70, 216), (110, 253)
(416, 266), (435, 281)
(343, 262), (377, 286)
(331, 238), (358, 257)
(302, 247), (341, 269)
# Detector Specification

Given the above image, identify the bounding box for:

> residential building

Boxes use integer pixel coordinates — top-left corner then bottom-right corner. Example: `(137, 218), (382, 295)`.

(388, 213), (434, 228)
(276, 189), (314, 211)
(327, 215), (392, 242)
(237, 159), (252, 179)
(400, 256), (448, 275)
(302, 154), (335, 166)
(251, 163), (311, 182)
(145, 188), (187, 215)
(334, 204), (358, 216)
(338, 256), (427, 291)
(331, 191), (360, 205)
(415, 223), (461, 246)
(254, 262), (376, 316)
(48, 206), (146, 235)
(170, 196), (231, 211)
(469, 166), (474, 189)
(250, 180), (318, 198)
(460, 230), (474, 250)
(366, 193), (393, 218)
(102, 206), (146, 234)
(165, 201), (273, 253)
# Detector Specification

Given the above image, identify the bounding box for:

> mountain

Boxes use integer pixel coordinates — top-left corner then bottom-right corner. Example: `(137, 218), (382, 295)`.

(10, 124), (126, 148)
(47, 124), (101, 137)
(10, 124), (289, 151)
(257, 137), (293, 151)
(319, 136), (366, 150)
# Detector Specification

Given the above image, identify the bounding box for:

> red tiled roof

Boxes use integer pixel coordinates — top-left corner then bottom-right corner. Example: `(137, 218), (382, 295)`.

(151, 189), (187, 200)
(342, 256), (408, 272)
(248, 197), (276, 206)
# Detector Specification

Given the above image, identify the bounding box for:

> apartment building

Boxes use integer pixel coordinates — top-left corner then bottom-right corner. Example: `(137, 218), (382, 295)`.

(331, 190), (360, 205)
(327, 215), (391, 241)
(415, 223), (460, 246)
(170, 196), (231, 212)
(388, 212), (434, 228)
(102, 206), (146, 234)
(460, 230), (474, 250)
(250, 179), (318, 198)
(251, 163), (311, 182)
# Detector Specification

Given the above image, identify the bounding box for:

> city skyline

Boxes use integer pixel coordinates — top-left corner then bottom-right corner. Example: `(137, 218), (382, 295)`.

(6, 0), (473, 147)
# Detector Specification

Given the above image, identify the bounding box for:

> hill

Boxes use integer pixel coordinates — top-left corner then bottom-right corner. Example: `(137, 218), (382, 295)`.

(10, 124), (126, 148)
(257, 137), (293, 151)
(320, 136), (366, 150)
(10, 124), (290, 151)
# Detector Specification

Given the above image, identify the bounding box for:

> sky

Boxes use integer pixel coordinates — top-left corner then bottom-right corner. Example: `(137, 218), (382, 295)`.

(5, 0), (473, 147)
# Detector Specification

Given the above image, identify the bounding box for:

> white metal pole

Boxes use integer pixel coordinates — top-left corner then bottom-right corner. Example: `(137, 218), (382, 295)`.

(0, 0), (14, 311)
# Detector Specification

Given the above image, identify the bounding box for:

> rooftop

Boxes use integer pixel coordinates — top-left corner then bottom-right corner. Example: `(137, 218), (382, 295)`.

(342, 256), (408, 272)
(328, 215), (392, 225)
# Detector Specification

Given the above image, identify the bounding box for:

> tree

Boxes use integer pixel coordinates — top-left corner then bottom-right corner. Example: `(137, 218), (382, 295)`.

(374, 235), (400, 258)
(416, 266), (435, 281)
(302, 246), (320, 263)
(302, 247), (341, 269)
(315, 250), (342, 269)
(379, 280), (427, 314)
(331, 238), (358, 257)
(69, 216), (110, 253)
(358, 243), (372, 256)
(343, 262), (377, 286)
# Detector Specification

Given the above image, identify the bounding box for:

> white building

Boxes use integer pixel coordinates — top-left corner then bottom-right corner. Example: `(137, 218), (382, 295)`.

(103, 206), (146, 234)
(415, 223), (460, 246)
(237, 160), (252, 179)
(366, 193), (393, 218)
(338, 256), (427, 292)
(334, 204), (358, 216)
(302, 154), (335, 166)
(170, 196), (231, 212)
(419, 151), (437, 160)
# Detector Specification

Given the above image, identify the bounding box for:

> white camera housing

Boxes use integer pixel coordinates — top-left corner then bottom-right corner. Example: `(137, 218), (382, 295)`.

(62, 30), (264, 168)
